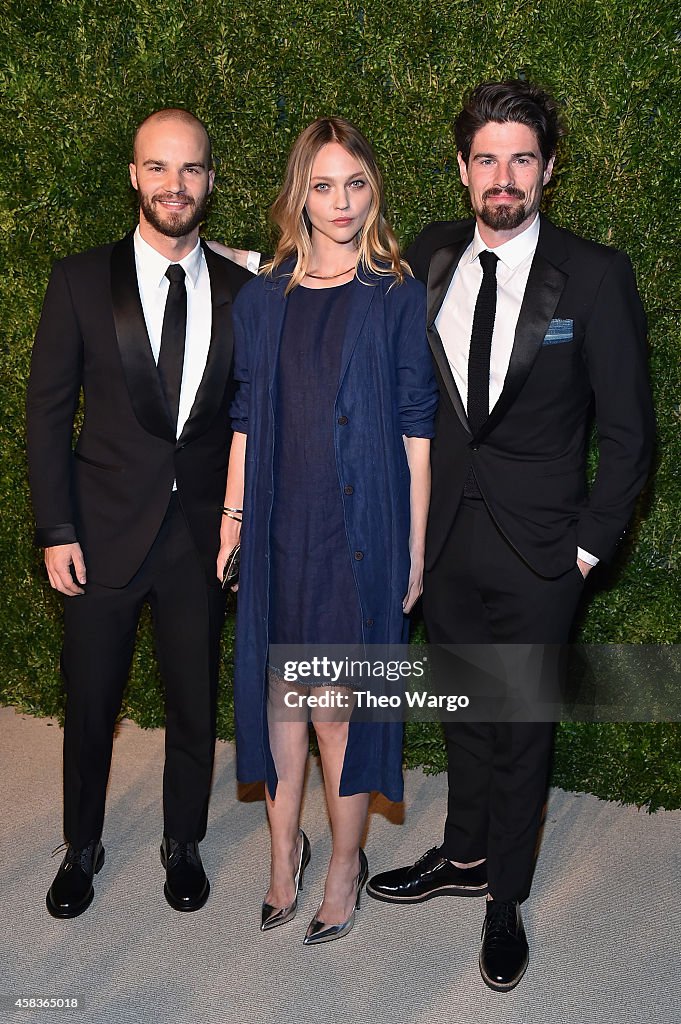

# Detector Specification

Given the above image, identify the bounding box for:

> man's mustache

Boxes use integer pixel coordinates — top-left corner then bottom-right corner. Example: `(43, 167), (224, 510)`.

(483, 187), (526, 201)
(152, 193), (195, 206)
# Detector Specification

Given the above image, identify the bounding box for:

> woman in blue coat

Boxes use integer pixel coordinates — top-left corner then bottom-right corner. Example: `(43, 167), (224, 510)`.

(218, 117), (437, 944)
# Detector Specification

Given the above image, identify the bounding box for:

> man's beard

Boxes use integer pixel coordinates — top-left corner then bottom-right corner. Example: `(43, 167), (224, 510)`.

(479, 187), (532, 231)
(139, 191), (209, 238)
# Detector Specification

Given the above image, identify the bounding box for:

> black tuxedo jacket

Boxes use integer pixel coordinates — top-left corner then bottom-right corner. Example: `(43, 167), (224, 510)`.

(406, 217), (654, 578)
(27, 233), (252, 587)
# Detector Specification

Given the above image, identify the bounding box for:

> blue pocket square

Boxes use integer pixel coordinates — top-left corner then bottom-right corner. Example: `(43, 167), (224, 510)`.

(542, 318), (574, 345)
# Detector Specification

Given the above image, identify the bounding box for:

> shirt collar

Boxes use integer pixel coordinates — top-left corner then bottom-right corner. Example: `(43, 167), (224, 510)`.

(133, 226), (203, 289)
(469, 213), (540, 270)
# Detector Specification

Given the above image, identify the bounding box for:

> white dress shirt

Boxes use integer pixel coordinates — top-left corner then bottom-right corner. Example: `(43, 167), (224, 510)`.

(133, 227), (212, 440)
(436, 214), (540, 410)
(246, 251), (261, 274)
(435, 214), (597, 567)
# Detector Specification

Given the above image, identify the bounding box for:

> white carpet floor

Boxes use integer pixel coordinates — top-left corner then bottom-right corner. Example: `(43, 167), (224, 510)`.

(0, 706), (679, 1024)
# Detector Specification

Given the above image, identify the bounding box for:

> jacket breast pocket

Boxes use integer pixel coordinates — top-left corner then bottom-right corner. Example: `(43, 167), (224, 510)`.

(542, 318), (574, 346)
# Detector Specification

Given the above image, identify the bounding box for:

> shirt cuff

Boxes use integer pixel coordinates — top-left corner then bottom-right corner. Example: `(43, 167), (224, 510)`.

(577, 547), (599, 567)
(246, 251), (261, 274)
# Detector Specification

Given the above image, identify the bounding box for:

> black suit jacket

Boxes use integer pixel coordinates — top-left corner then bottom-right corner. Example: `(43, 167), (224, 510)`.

(406, 217), (655, 578)
(27, 232), (252, 587)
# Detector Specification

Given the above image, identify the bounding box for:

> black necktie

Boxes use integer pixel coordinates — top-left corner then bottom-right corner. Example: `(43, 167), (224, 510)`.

(467, 249), (499, 435)
(158, 264), (187, 433)
(464, 250), (498, 498)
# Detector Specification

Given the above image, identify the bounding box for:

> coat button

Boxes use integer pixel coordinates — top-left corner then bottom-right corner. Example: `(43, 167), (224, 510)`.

(338, 415), (348, 425)
(344, 484), (354, 495)
(470, 444), (480, 451)
(354, 551), (364, 560)
(366, 618), (374, 627)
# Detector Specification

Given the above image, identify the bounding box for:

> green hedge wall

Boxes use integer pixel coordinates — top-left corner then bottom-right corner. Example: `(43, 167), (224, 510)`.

(1, 1), (679, 809)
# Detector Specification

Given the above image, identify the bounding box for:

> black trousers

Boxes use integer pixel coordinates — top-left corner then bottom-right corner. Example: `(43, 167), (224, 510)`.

(60, 495), (226, 848)
(422, 497), (585, 903)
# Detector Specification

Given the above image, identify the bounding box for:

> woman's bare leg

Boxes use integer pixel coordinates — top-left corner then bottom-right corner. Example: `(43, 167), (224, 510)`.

(313, 718), (369, 925)
(264, 678), (309, 907)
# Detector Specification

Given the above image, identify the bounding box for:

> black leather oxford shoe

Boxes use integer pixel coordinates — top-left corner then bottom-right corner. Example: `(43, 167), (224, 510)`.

(46, 840), (105, 918)
(160, 837), (209, 912)
(479, 899), (529, 992)
(366, 847), (488, 903)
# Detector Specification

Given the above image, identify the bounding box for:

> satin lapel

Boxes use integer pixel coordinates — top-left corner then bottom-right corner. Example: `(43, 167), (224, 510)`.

(177, 243), (234, 446)
(110, 233), (175, 443)
(475, 233), (568, 444)
(337, 271), (377, 390)
(426, 236), (473, 432)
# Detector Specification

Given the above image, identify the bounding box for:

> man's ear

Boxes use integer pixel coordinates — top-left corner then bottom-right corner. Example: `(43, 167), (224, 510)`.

(543, 154), (555, 186)
(208, 168), (215, 195)
(129, 163), (139, 191)
(457, 151), (469, 187)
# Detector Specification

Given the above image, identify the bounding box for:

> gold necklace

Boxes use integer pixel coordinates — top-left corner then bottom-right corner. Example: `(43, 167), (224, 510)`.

(304, 265), (356, 280)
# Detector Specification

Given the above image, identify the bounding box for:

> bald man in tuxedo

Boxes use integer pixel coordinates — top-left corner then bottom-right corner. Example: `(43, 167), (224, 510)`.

(27, 108), (251, 918)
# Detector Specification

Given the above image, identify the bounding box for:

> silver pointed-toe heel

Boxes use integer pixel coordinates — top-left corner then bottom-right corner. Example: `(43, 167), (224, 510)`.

(303, 848), (368, 945)
(261, 829), (311, 931)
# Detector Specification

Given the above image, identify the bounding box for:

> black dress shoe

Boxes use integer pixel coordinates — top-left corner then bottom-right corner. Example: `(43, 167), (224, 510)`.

(160, 837), (209, 912)
(46, 840), (105, 919)
(366, 847), (487, 903)
(479, 899), (529, 992)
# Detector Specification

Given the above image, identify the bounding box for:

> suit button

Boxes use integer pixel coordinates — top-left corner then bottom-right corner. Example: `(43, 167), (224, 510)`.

(470, 444), (479, 451)
(366, 618), (374, 627)
(338, 415), (348, 425)
(344, 485), (354, 495)
(354, 551), (364, 560)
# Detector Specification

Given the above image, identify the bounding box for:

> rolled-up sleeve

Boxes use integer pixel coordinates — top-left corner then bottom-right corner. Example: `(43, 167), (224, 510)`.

(396, 287), (438, 437)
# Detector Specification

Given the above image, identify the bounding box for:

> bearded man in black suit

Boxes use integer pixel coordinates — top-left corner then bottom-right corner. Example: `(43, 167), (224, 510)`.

(27, 108), (251, 918)
(367, 80), (654, 991)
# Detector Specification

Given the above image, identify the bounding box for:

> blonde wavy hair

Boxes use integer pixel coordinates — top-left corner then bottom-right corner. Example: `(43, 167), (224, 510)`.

(264, 117), (410, 293)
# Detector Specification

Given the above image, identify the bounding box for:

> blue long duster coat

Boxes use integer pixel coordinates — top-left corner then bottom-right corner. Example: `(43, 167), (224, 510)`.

(230, 262), (437, 802)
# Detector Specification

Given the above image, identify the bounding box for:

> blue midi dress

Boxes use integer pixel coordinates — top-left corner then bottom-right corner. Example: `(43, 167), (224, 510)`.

(269, 281), (362, 647)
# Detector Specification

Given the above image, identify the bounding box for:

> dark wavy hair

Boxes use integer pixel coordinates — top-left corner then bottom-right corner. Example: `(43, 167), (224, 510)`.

(455, 80), (564, 165)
